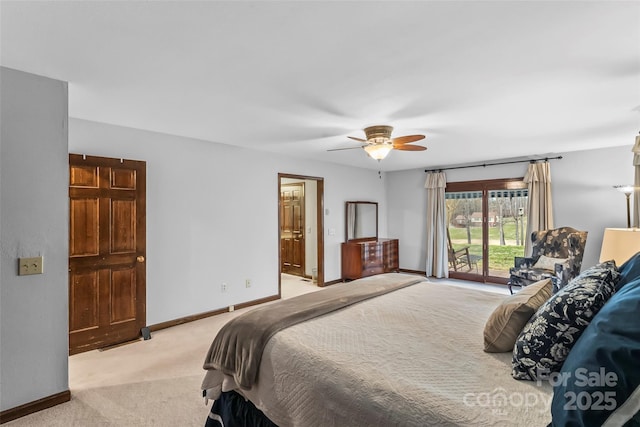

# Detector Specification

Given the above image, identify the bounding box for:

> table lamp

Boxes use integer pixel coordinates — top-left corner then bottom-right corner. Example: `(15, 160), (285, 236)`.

(599, 228), (640, 265)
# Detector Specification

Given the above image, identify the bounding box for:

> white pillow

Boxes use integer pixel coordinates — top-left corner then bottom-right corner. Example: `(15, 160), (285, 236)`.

(533, 254), (568, 271)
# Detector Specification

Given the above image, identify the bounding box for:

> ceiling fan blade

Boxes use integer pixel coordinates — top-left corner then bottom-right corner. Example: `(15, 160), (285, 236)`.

(393, 144), (427, 151)
(327, 146), (365, 152)
(347, 136), (367, 142)
(391, 135), (425, 145)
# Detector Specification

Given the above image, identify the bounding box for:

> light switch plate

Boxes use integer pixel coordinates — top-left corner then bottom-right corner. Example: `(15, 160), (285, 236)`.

(19, 256), (43, 275)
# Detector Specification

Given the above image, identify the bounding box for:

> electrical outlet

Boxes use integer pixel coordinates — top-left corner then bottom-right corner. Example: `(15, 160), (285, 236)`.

(221, 282), (228, 292)
(19, 256), (44, 275)
(229, 305), (235, 312)
(245, 279), (251, 288)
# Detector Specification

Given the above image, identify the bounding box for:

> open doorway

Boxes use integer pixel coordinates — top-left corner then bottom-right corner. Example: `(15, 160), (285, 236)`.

(278, 174), (324, 293)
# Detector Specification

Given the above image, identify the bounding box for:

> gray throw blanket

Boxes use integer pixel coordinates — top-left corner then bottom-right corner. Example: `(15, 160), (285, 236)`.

(202, 273), (423, 389)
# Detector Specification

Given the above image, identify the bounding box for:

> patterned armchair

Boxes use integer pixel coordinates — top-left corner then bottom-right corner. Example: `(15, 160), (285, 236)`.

(507, 227), (588, 294)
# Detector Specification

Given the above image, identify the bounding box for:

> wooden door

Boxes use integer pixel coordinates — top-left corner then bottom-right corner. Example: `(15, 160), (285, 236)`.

(68, 154), (146, 355)
(280, 183), (305, 276)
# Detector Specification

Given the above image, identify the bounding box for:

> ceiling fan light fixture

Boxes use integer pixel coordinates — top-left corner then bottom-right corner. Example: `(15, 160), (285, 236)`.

(364, 143), (393, 160)
(335, 124), (426, 159)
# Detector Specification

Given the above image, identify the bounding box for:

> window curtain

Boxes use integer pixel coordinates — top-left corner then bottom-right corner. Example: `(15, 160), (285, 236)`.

(424, 172), (448, 278)
(634, 150), (640, 228)
(524, 162), (554, 256)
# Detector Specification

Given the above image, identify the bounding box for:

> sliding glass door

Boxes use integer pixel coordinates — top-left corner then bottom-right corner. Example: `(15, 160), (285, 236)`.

(445, 178), (528, 284)
(446, 190), (484, 275)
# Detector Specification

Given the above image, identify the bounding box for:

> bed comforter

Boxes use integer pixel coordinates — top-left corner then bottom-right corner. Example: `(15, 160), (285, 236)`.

(203, 274), (422, 388)
(202, 273), (552, 426)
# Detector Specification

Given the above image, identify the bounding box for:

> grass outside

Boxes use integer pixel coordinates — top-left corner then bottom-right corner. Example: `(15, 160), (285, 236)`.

(448, 222), (527, 244)
(449, 223), (526, 272)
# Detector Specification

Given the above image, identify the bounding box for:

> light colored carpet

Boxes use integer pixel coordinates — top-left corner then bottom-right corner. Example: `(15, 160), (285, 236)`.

(4, 274), (319, 427)
(4, 274), (506, 426)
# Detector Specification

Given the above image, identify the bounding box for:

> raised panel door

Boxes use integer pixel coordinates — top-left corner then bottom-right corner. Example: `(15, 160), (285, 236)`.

(281, 183), (305, 276)
(69, 154), (146, 354)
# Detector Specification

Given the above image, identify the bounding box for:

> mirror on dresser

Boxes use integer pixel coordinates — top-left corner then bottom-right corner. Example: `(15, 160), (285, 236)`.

(342, 201), (399, 281)
(345, 201), (378, 242)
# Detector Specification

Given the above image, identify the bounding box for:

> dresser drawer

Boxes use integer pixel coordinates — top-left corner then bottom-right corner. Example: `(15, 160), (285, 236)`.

(364, 259), (383, 268)
(364, 251), (382, 262)
(362, 266), (384, 277)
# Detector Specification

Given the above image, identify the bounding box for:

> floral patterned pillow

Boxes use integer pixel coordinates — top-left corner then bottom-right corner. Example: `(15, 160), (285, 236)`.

(511, 261), (620, 381)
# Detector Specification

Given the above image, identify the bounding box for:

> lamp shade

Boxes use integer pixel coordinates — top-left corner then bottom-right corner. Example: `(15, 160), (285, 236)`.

(632, 134), (640, 153)
(614, 184), (634, 195)
(599, 228), (640, 265)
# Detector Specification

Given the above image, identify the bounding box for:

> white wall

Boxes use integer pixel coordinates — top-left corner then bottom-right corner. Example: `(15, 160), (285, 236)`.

(69, 118), (387, 325)
(387, 145), (634, 274)
(553, 147), (634, 267)
(0, 68), (69, 411)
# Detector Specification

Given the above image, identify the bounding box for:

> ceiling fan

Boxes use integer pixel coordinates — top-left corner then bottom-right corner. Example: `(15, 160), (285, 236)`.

(329, 125), (427, 160)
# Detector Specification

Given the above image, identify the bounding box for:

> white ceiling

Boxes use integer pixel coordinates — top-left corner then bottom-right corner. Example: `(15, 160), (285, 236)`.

(1, 1), (639, 171)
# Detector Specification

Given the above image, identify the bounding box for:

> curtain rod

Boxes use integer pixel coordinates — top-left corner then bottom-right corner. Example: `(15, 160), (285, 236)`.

(424, 156), (563, 173)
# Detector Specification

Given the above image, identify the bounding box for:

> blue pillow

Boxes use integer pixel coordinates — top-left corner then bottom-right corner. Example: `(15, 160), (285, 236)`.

(549, 276), (640, 426)
(615, 251), (640, 291)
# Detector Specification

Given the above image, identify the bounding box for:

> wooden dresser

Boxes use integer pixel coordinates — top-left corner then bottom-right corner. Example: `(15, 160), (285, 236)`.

(341, 238), (399, 280)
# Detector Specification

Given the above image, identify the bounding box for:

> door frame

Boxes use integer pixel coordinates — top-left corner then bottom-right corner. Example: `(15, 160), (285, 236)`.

(278, 173), (324, 291)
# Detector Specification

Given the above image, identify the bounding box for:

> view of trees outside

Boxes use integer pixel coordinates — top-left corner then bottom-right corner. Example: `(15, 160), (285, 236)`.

(446, 190), (528, 277)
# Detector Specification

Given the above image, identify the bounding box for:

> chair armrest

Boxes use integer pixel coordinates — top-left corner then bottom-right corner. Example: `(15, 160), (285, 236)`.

(453, 246), (470, 256)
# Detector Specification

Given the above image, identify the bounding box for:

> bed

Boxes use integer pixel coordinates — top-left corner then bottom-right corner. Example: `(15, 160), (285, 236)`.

(201, 273), (554, 426)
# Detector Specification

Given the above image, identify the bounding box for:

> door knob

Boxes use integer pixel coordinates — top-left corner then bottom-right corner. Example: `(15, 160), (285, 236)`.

(137, 256), (145, 263)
